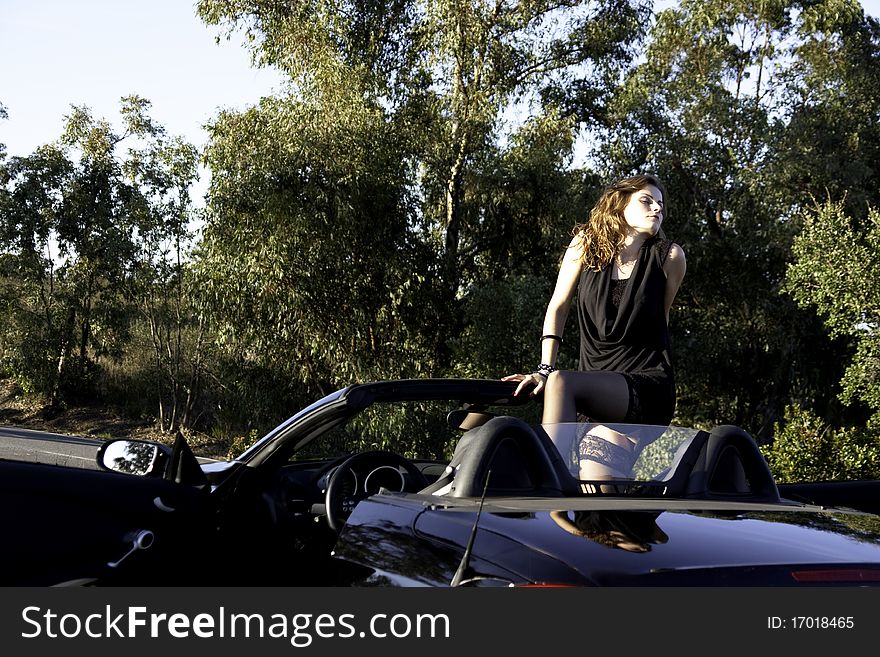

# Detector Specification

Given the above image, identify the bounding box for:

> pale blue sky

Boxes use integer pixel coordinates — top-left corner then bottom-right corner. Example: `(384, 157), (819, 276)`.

(1, 0), (284, 158)
(2, 1), (880, 173)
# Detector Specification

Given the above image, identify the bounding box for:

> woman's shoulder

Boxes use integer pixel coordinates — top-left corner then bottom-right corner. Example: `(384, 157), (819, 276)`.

(666, 241), (686, 263)
(661, 241), (686, 280)
(650, 237), (685, 264)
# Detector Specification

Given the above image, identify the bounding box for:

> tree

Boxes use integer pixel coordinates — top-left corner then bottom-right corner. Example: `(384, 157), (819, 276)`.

(193, 1), (652, 422)
(595, 0), (880, 437)
(0, 143), (74, 397)
(196, 95), (438, 402)
(763, 404), (880, 482)
(774, 0), (880, 214)
(785, 200), (880, 428)
(121, 116), (203, 433)
(0, 97), (201, 428)
(411, 1), (651, 303)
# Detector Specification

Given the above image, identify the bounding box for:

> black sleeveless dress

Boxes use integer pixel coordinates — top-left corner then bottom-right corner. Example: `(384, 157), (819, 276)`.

(576, 236), (676, 425)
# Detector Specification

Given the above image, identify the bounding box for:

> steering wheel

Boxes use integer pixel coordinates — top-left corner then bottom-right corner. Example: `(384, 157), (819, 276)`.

(324, 450), (428, 533)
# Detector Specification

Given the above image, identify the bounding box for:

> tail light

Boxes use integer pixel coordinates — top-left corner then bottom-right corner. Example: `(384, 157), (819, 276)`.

(791, 568), (880, 583)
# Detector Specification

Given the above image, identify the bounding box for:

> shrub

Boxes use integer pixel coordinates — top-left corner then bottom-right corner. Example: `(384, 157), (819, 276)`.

(763, 405), (880, 483)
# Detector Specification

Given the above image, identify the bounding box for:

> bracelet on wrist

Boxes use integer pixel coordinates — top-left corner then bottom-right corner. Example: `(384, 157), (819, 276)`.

(534, 363), (556, 378)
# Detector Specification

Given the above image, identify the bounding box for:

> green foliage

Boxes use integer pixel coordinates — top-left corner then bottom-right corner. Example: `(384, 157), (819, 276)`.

(763, 405), (880, 483)
(775, 1), (880, 215)
(6, 3), (880, 485)
(596, 0), (880, 438)
(785, 201), (880, 427)
(785, 201), (880, 338)
(0, 101), (7, 161)
(0, 97), (202, 423)
(197, 94), (441, 392)
(225, 429), (261, 460)
(450, 273), (579, 380)
(193, 1), (647, 401)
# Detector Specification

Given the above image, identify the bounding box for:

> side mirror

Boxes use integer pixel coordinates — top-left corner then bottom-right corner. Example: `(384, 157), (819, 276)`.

(97, 439), (171, 477)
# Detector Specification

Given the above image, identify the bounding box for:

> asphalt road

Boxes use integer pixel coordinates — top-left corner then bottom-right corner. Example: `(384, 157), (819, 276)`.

(0, 425), (103, 469)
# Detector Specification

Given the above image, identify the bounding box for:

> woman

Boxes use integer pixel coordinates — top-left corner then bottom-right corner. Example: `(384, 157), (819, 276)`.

(503, 174), (686, 474)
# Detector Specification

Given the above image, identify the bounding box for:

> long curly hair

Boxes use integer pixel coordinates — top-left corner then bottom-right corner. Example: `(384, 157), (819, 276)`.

(573, 174), (667, 271)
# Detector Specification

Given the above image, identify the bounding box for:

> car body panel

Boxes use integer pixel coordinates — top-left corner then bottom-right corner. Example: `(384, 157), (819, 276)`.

(0, 457), (213, 585)
(335, 492), (880, 586)
(3, 378), (880, 586)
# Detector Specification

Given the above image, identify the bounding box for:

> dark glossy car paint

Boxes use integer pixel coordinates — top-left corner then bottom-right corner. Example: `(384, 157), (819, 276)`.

(335, 494), (880, 586)
(2, 378), (880, 587)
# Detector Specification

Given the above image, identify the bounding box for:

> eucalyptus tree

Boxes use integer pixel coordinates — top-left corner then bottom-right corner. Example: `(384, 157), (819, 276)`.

(0, 97), (200, 419)
(596, 0), (880, 437)
(118, 105), (203, 433)
(0, 141), (73, 397)
(771, 1), (880, 436)
(194, 1), (651, 406)
(195, 95), (437, 419)
(774, 0), (880, 215)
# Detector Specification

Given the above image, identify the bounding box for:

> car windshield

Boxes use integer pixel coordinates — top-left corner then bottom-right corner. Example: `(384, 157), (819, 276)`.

(543, 422), (702, 486)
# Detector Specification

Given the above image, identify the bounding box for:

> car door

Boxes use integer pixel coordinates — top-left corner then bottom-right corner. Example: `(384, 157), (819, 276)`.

(0, 457), (213, 586)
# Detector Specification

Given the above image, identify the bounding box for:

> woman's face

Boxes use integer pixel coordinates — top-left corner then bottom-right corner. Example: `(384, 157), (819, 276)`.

(621, 184), (664, 237)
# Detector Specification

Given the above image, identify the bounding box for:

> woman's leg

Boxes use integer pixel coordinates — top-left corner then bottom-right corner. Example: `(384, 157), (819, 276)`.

(542, 370), (633, 482)
(541, 370), (630, 425)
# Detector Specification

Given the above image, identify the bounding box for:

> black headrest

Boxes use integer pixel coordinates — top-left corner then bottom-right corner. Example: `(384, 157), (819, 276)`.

(686, 425), (780, 502)
(446, 416), (580, 497)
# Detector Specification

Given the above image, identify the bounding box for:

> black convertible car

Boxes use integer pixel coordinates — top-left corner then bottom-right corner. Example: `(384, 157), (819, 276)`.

(3, 378), (880, 586)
